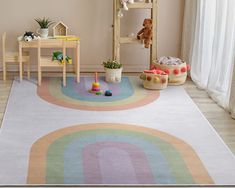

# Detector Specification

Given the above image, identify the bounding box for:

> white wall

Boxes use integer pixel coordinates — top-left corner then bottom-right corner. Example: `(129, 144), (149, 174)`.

(0, 0), (185, 72)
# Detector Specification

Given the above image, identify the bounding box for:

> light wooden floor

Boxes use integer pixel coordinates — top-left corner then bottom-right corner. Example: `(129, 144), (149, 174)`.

(0, 72), (235, 157)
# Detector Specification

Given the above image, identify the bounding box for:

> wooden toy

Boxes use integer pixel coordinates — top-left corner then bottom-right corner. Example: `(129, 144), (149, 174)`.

(53, 21), (68, 37)
(152, 57), (190, 85)
(89, 72), (103, 94)
(140, 69), (168, 90)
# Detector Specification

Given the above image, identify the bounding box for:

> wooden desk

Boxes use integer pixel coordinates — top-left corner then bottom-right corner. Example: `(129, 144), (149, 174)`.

(18, 38), (80, 83)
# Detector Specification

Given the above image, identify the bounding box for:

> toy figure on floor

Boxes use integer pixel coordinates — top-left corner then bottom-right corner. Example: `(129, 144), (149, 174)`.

(52, 51), (72, 64)
(137, 18), (153, 48)
(89, 72), (103, 95)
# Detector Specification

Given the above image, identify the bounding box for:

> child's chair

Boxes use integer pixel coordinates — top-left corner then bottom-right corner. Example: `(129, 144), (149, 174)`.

(37, 39), (67, 86)
(2, 32), (30, 81)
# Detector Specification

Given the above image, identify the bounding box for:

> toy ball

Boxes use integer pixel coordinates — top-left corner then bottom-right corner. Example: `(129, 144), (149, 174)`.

(105, 90), (112, 97)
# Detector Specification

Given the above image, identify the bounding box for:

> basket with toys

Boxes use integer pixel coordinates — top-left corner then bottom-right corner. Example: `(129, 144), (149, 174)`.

(140, 69), (168, 90)
(152, 56), (190, 86)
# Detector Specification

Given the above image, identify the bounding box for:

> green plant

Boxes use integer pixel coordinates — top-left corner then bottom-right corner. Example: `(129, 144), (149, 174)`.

(103, 60), (122, 69)
(35, 17), (54, 29)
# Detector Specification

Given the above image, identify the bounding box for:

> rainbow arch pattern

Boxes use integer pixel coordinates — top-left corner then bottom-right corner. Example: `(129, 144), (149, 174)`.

(37, 77), (160, 111)
(27, 123), (214, 185)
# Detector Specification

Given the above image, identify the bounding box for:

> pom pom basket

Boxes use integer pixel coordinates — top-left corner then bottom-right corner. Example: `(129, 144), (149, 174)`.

(153, 61), (188, 85)
(140, 73), (168, 90)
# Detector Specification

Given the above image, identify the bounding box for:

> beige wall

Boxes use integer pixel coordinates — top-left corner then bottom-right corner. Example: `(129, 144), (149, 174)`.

(0, 0), (185, 72)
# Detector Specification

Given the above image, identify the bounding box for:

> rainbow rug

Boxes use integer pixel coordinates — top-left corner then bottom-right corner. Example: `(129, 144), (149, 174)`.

(0, 77), (235, 185)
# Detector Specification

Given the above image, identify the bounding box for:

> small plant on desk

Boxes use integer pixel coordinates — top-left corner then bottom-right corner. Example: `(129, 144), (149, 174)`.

(35, 17), (54, 38)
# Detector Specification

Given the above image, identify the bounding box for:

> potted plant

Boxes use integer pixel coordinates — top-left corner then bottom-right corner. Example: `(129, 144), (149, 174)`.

(35, 17), (54, 38)
(103, 59), (123, 83)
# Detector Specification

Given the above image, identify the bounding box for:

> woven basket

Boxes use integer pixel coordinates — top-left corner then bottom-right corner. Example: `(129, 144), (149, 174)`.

(140, 73), (168, 90)
(153, 61), (188, 85)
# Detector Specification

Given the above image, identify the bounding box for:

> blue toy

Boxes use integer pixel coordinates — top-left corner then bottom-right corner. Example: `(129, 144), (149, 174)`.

(105, 90), (112, 97)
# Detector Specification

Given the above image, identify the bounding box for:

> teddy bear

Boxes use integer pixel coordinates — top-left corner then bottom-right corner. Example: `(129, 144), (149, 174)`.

(120, 0), (134, 11)
(137, 18), (153, 49)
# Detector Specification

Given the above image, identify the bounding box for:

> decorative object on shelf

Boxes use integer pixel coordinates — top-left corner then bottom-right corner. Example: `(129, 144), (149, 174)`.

(52, 51), (72, 64)
(152, 56), (190, 85)
(35, 17), (54, 38)
(140, 69), (168, 90)
(89, 72), (103, 94)
(137, 18), (153, 48)
(118, 0), (134, 17)
(17, 31), (40, 42)
(120, 0), (134, 11)
(103, 60), (123, 83)
(53, 21), (68, 37)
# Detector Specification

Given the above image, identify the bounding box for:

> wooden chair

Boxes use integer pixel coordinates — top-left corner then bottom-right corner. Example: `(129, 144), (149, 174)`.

(2, 32), (30, 81)
(37, 39), (67, 86)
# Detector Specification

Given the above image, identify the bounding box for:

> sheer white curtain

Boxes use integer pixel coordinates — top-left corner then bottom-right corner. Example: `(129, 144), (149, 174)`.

(182, 0), (235, 118)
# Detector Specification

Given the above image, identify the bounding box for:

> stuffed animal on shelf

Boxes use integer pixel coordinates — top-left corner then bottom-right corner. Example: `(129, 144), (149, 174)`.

(17, 31), (40, 42)
(120, 0), (134, 11)
(52, 51), (72, 64)
(137, 18), (153, 49)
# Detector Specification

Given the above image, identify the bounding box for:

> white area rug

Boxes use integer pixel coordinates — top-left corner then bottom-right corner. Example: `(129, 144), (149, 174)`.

(0, 78), (235, 185)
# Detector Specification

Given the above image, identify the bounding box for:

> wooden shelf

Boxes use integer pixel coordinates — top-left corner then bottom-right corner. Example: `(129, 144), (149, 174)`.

(127, 2), (153, 9)
(120, 37), (141, 44)
(113, 0), (157, 69)
(40, 57), (63, 67)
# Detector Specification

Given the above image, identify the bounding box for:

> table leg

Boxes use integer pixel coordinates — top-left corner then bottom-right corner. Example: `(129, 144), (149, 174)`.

(19, 43), (23, 82)
(76, 43), (80, 83)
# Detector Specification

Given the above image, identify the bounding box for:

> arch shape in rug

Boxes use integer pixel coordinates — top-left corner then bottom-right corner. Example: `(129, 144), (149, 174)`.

(37, 77), (160, 111)
(27, 123), (213, 185)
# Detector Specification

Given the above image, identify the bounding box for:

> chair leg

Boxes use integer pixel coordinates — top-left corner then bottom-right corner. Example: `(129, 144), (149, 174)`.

(22, 64), (25, 78)
(38, 67), (41, 86)
(27, 61), (30, 79)
(3, 61), (6, 81)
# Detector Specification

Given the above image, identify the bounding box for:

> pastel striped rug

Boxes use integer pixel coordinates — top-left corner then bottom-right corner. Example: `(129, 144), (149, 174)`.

(27, 124), (213, 184)
(37, 77), (160, 111)
(1, 78), (235, 185)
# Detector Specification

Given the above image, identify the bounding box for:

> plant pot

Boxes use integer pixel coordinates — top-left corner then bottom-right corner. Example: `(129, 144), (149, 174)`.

(104, 67), (123, 83)
(36, 28), (49, 38)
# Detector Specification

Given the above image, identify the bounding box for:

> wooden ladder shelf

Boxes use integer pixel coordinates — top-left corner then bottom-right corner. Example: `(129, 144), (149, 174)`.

(113, 0), (158, 69)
